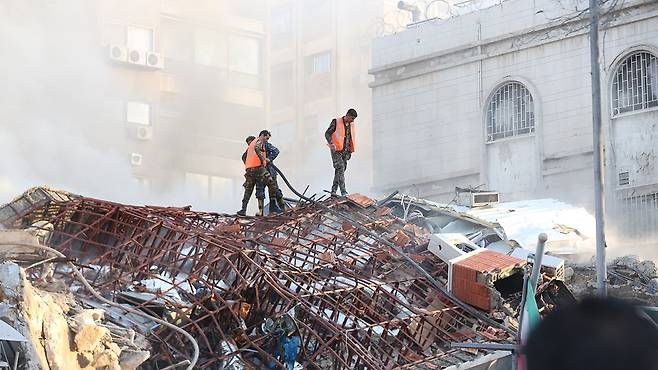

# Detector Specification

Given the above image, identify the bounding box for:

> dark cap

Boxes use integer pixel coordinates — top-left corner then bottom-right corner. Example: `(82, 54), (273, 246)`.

(259, 130), (271, 137)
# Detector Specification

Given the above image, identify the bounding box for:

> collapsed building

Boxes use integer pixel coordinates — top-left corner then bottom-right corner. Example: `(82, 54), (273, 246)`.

(0, 187), (591, 369)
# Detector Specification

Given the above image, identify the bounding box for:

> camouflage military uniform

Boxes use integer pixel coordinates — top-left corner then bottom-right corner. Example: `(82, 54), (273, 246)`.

(325, 118), (353, 195)
(241, 139), (281, 206)
(255, 142), (283, 201)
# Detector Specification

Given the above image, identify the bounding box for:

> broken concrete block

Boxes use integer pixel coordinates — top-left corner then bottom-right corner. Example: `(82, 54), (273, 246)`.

(119, 350), (150, 370)
(78, 351), (94, 367)
(93, 349), (120, 368)
(73, 309), (105, 327)
(75, 324), (110, 352)
(614, 255), (640, 269)
(638, 260), (657, 278)
(43, 310), (80, 370)
(106, 341), (122, 357)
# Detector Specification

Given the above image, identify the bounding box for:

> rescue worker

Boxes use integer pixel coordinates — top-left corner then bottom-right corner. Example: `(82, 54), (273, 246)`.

(238, 130), (286, 216)
(242, 135), (285, 216)
(325, 108), (357, 196)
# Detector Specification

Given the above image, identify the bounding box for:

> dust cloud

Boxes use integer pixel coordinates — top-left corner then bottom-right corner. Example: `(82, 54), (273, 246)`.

(0, 0), (402, 214)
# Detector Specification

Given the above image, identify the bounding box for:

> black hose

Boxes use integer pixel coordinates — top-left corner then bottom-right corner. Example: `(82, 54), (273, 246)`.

(271, 164), (514, 335)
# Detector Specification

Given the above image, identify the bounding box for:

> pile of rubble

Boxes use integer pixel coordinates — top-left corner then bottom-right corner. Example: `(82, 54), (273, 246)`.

(0, 187), (596, 369)
(0, 260), (149, 370)
(567, 255), (658, 305)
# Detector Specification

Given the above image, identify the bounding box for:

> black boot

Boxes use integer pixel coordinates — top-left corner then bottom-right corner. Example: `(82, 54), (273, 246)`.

(269, 202), (282, 214)
(236, 200), (248, 216)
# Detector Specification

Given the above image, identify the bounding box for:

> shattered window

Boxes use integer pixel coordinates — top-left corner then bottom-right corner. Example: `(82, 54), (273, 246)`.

(486, 82), (535, 142)
(611, 51), (658, 116)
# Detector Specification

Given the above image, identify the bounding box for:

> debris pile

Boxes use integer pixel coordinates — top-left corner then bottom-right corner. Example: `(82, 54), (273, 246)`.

(0, 187), (529, 369)
(0, 259), (150, 370)
(0, 187), (598, 369)
(567, 255), (658, 305)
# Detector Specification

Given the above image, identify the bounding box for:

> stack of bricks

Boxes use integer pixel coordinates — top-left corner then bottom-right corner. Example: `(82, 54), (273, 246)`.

(452, 250), (526, 311)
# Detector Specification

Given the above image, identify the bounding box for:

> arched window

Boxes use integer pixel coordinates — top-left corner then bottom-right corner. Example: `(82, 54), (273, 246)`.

(611, 51), (658, 116)
(486, 82), (535, 142)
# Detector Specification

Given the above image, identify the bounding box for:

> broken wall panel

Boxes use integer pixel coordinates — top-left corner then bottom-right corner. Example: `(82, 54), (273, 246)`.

(0, 187), (510, 369)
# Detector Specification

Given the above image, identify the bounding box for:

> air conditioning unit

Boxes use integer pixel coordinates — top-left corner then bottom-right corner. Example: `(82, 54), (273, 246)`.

(108, 44), (128, 63)
(127, 49), (147, 66)
(145, 52), (164, 69)
(130, 153), (143, 166)
(136, 126), (153, 140)
(465, 191), (499, 207)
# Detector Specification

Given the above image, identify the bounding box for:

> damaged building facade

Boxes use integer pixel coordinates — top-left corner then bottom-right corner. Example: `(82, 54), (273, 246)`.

(369, 0), (658, 244)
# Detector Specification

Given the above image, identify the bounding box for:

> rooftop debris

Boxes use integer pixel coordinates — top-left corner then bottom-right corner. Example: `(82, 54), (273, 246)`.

(0, 187), (581, 369)
(383, 195), (595, 257)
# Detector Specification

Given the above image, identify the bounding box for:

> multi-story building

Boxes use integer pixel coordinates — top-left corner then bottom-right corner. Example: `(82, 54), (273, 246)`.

(369, 0), (658, 244)
(266, 0), (402, 193)
(99, 0), (267, 208)
(0, 0), (267, 210)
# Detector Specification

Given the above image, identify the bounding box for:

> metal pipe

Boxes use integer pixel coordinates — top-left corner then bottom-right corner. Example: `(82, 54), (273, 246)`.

(451, 342), (518, 351)
(517, 264), (530, 343)
(397, 1), (422, 22)
(589, 0), (608, 297)
(529, 233), (547, 290)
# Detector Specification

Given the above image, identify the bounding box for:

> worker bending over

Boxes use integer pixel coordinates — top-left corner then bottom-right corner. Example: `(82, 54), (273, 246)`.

(242, 135), (285, 216)
(238, 130), (285, 216)
(325, 108), (357, 197)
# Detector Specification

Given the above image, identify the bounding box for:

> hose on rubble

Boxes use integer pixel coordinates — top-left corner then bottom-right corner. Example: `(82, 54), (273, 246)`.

(0, 242), (199, 370)
(272, 164), (515, 335)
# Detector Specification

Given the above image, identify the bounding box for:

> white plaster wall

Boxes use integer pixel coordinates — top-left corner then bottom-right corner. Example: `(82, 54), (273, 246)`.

(612, 111), (658, 188)
(371, 0), (658, 206)
(372, 63), (481, 189)
(371, 0), (595, 69)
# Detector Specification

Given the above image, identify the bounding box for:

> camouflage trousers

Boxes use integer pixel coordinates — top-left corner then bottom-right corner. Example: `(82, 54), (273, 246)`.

(255, 166), (283, 200)
(242, 167), (281, 204)
(331, 150), (350, 194)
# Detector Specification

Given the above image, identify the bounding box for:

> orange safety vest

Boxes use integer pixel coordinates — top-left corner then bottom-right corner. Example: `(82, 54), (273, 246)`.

(330, 117), (355, 153)
(245, 140), (265, 169)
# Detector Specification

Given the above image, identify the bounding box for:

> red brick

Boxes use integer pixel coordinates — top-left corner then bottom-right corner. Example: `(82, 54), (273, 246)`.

(478, 296), (491, 311)
(347, 193), (376, 207)
(476, 283), (490, 297)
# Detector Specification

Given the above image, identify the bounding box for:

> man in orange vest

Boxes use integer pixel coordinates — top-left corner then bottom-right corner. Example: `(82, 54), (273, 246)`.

(238, 130), (285, 216)
(325, 108), (357, 197)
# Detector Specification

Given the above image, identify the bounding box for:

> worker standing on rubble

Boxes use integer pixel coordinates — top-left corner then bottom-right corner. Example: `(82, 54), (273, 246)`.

(325, 108), (357, 197)
(242, 135), (285, 216)
(238, 130), (286, 216)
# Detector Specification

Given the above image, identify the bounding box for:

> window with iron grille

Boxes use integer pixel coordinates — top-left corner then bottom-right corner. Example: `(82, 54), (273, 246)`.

(611, 51), (658, 116)
(486, 82), (535, 142)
